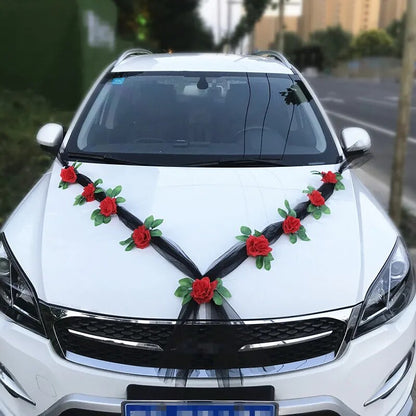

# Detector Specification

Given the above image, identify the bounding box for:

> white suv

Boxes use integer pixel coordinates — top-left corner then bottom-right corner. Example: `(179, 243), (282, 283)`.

(0, 50), (415, 416)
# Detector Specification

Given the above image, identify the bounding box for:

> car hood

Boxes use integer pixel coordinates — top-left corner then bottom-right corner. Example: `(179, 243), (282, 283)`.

(4, 160), (398, 319)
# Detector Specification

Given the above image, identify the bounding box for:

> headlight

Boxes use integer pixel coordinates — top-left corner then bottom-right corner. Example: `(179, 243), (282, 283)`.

(0, 233), (45, 336)
(354, 238), (415, 338)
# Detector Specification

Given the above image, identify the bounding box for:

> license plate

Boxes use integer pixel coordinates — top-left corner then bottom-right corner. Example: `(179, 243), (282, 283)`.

(122, 402), (278, 416)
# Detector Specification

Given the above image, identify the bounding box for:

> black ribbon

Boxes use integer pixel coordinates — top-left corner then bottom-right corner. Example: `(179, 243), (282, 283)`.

(61, 160), (350, 385)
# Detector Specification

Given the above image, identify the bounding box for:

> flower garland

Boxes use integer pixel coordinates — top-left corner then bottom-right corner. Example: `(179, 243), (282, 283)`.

(59, 163), (345, 308)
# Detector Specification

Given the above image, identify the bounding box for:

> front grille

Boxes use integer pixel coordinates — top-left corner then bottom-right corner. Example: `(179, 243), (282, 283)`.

(52, 314), (347, 371)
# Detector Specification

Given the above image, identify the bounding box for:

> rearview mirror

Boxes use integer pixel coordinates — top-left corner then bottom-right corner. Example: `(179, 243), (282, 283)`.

(341, 127), (371, 153)
(36, 123), (64, 155)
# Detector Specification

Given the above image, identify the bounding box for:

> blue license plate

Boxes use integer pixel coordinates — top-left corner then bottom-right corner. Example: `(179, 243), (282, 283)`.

(122, 402), (278, 416)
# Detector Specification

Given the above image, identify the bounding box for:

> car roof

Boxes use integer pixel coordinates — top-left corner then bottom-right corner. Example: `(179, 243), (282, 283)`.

(111, 53), (294, 75)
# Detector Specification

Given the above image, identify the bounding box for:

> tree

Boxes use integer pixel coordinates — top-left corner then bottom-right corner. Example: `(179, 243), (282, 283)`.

(218, 0), (273, 51)
(309, 25), (352, 68)
(386, 13), (406, 57)
(270, 31), (303, 62)
(350, 29), (395, 57)
(112, 0), (214, 51)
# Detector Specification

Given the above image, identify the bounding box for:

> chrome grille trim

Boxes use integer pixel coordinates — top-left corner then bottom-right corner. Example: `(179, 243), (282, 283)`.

(239, 330), (333, 351)
(68, 329), (164, 351)
(46, 303), (354, 325)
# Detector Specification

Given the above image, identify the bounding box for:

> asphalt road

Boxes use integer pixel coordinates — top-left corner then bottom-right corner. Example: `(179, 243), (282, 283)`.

(305, 76), (416, 213)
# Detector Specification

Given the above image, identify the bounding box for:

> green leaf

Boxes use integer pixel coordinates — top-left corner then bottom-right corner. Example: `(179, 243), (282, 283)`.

(336, 173), (343, 180)
(213, 292), (223, 305)
(182, 293), (192, 305)
(91, 209), (100, 220)
(312, 210), (322, 220)
(174, 286), (190, 297)
(94, 215), (104, 226)
(113, 185), (122, 197)
(335, 182), (345, 191)
(289, 234), (297, 244)
(240, 226), (251, 236)
(289, 209), (297, 217)
(236, 235), (248, 242)
(120, 237), (133, 246)
(125, 241), (135, 251)
(217, 285), (231, 298)
(73, 162), (82, 170)
(264, 257), (271, 271)
(311, 170), (320, 175)
(144, 215), (154, 229)
(150, 229), (162, 237)
(278, 208), (287, 219)
(284, 200), (291, 211)
(215, 278), (223, 287)
(94, 178), (103, 186)
(322, 205), (331, 214)
(179, 278), (193, 287)
(106, 188), (113, 197)
(254, 230), (262, 237)
(307, 204), (314, 213)
(62, 182), (69, 189)
(103, 216), (111, 224)
(297, 226), (310, 241)
(73, 195), (83, 206)
(267, 253), (274, 261)
(116, 197), (126, 204)
(151, 219), (164, 229)
(256, 255), (264, 269)
(94, 187), (105, 194)
(79, 198), (86, 206)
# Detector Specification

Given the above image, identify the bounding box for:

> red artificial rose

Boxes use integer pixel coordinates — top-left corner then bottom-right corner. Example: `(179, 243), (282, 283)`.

(100, 197), (117, 217)
(308, 190), (325, 206)
(60, 166), (77, 183)
(191, 277), (218, 304)
(246, 235), (272, 257)
(132, 225), (151, 249)
(321, 171), (337, 184)
(82, 183), (96, 202)
(282, 216), (301, 234)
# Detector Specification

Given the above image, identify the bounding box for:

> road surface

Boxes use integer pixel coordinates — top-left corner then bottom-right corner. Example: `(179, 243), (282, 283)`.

(306, 76), (416, 214)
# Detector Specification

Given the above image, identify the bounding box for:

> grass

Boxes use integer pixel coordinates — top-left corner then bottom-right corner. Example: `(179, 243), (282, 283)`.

(0, 88), (73, 227)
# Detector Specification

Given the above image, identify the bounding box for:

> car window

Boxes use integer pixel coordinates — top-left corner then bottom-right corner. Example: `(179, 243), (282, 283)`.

(66, 71), (339, 166)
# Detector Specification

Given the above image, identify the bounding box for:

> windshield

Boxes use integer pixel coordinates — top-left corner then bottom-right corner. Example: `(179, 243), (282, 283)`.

(65, 71), (340, 166)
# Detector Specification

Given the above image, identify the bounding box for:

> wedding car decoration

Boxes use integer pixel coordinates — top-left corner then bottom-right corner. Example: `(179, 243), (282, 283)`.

(59, 164), (345, 310)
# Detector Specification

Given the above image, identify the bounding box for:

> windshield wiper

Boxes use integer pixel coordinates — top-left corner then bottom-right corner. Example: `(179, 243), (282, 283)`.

(62, 151), (137, 165)
(187, 158), (289, 167)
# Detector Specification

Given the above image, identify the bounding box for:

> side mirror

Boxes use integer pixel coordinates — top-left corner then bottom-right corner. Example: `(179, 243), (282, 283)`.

(36, 123), (64, 155)
(341, 127), (371, 153)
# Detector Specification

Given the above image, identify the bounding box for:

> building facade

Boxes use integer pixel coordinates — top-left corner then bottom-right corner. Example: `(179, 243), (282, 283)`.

(379, 0), (407, 28)
(300, 0), (381, 40)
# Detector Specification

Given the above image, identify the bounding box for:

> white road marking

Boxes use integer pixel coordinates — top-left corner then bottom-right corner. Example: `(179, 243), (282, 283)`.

(385, 96), (399, 102)
(320, 97), (345, 104)
(357, 96), (416, 110)
(325, 109), (416, 144)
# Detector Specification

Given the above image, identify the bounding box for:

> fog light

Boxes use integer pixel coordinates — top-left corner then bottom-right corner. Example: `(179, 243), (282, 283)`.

(0, 362), (35, 406)
(364, 344), (415, 407)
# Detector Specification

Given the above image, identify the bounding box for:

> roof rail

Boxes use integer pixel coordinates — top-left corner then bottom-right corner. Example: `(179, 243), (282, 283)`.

(114, 48), (152, 66)
(252, 50), (291, 68)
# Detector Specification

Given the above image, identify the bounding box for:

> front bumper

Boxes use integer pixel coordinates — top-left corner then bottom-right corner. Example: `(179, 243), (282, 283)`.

(0, 296), (415, 416)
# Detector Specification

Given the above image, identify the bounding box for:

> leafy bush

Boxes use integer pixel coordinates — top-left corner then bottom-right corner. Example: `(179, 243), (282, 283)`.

(0, 89), (72, 227)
